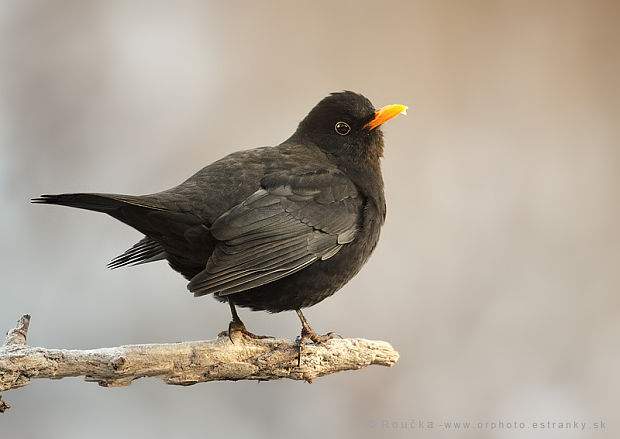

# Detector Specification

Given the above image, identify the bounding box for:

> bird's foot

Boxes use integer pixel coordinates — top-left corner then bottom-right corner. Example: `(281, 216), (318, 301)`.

(223, 319), (273, 344)
(295, 327), (342, 366)
(298, 327), (340, 344)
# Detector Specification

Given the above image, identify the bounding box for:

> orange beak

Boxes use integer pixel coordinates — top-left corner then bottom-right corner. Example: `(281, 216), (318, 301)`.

(364, 104), (408, 130)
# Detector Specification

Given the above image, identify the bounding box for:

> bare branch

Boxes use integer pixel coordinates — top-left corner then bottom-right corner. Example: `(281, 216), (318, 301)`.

(0, 315), (399, 412)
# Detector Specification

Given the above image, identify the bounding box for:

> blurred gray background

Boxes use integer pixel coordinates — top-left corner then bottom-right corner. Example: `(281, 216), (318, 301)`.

(1, 1), (619, 438)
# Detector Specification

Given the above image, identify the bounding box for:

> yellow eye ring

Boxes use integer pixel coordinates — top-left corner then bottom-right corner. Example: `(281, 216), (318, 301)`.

(334, 121), (351, 136)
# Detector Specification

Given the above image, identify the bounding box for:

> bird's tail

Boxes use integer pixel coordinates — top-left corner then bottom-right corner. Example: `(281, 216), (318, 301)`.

(32, 192), (206, 274)
(31, 193), (165, 213)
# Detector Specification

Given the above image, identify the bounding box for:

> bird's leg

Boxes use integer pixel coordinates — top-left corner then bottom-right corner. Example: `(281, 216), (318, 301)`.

(296, 309), (335, 343)
(226, 299), (271, 343)
(295, 309), (339, 366)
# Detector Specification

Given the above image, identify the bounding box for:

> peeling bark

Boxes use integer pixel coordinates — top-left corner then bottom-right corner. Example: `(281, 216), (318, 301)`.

(0, 315), (399, 412)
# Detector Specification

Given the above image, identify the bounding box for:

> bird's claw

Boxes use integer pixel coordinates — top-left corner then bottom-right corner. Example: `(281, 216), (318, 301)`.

(296, 329), (339, 366)
(299, 326), (339, 344)
(226, 320), (272, 344)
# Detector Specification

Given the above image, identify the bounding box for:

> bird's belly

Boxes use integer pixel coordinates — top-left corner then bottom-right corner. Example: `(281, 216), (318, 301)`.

(213, 219), (382, 312)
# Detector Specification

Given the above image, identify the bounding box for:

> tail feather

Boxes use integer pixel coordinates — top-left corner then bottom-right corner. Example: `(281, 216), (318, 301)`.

(33, 193), (126, 213)
(33, 192), (208, 274)
(108, 236), (166, 269)
(32, 193), (166, 213)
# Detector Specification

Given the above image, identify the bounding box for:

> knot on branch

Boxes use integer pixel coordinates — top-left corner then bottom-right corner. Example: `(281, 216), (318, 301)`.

(0, 396), (9, 413)
(4, 314), (30, 347)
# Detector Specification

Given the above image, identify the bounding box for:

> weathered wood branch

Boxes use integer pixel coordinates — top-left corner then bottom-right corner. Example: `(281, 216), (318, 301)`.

(0, 315), (399, 412)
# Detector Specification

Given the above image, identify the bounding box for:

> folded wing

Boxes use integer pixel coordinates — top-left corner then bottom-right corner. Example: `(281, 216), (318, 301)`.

(188, 169), (361, 296)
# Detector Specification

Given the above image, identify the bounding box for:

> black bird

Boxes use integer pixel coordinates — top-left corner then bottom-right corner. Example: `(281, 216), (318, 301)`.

(33, 91), (406, 343)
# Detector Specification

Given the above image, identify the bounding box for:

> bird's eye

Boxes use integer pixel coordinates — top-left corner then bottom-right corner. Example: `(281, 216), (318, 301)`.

(334, 122), (351, 136)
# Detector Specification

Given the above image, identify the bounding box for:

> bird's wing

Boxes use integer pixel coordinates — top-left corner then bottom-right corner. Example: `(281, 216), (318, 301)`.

(188, 169), (361, 296)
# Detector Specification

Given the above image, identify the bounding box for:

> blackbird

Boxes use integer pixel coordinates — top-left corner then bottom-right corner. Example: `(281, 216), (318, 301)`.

(33, 91), (406, 343)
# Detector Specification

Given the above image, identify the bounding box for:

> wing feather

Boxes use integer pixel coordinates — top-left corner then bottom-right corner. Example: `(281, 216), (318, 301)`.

(188, 168), (361, 296)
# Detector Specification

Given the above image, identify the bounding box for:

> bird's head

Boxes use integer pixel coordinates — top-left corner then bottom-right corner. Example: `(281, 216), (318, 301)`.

(292, 91), (407, 161)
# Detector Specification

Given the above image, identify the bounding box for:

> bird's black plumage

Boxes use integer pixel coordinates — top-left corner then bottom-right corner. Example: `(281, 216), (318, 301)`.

(33, 91), (405, 338)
